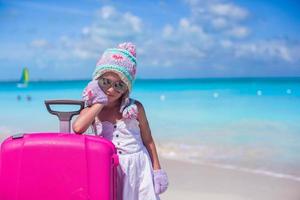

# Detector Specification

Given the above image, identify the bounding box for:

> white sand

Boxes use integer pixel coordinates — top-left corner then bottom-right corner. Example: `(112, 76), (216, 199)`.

(159, 158), (300, 200)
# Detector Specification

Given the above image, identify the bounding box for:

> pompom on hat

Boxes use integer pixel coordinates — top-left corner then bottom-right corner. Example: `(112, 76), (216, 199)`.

(92, 42), (137, 92)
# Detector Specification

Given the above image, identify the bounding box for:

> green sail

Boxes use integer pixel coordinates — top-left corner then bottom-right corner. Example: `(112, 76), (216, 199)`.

(20, 67), (29, 85)
(17, 67), (29, 88)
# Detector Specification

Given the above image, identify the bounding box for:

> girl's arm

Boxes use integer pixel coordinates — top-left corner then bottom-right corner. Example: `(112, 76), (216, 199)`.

(136, 101), (161, 170)
(72, 103), (105, 134)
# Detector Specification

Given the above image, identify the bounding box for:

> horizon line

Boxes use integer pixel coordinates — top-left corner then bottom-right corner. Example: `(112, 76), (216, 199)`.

(1, 76), (300, 83)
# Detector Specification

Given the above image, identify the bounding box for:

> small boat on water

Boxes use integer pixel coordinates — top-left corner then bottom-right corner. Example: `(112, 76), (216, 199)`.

(17, 67), (29, 88)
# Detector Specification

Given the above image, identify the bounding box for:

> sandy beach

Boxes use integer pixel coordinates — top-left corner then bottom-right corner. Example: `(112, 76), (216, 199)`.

(159, 158), (300, 200)
(1, 133), (300, 200)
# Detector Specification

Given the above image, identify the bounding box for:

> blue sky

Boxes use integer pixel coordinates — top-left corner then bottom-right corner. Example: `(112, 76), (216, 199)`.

(1, 0), (300, 80)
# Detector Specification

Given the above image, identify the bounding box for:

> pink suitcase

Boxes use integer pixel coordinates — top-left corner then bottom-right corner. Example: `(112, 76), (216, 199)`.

(0, 100), (119, 200)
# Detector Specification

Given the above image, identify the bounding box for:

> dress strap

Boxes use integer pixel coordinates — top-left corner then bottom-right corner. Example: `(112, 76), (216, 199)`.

(122, 98), (138, 119)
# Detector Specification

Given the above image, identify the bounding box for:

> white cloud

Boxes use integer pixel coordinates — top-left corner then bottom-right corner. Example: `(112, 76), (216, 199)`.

(7, 1), (299, 79)
(211, 18), (228, 29)
(220, 39), (233, 48)
(123, 12), (142, 32)
(185, 0), (250, 36)
(179, 18), (190, 28)
(209, 3), (248, 20)
(169, 0), (300, 68)
(30, 39), (49, 48)
(73, 48), (96, 60)
(98, 6), (116, 19)
(235, 41), (293, 62)
(27, 6), (144, 64)
(227, 26), (250, 38)
(93, 6), (143, 36)
(178, 18), (212, 45)
(162, 25), (174, 38)
(82, 27), (90, 35)
(179, 18), (203, 34)
(95, 5), (143, 34)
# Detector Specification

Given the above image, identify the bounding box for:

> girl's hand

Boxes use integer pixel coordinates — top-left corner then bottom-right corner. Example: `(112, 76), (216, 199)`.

(82, 80), (108, 106)
(153, 169), (169, 195)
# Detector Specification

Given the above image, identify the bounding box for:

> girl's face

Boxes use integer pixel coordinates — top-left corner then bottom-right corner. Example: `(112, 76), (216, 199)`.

(98, 72), (128, 104)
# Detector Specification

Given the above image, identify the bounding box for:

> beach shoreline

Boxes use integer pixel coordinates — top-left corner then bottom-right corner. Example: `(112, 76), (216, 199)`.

(160, 158), (300, 200)
(1, 133), (300, 200)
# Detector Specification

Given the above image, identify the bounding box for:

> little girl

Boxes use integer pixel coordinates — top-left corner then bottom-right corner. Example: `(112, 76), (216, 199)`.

(72, 42), (168, 200)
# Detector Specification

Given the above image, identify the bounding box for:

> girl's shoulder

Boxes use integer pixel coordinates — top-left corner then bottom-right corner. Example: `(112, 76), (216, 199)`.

(129, 98), (143, 110)
(128, 98), (148, 120)
(122, 98), (143, 120)
(128, 97), (136, 103)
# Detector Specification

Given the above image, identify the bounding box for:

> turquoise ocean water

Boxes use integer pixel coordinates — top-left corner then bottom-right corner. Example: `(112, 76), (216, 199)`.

(1, 78), (300, 180)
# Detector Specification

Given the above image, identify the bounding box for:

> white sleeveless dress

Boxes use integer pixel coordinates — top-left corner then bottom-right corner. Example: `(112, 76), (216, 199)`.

(93, 100), (160, 200)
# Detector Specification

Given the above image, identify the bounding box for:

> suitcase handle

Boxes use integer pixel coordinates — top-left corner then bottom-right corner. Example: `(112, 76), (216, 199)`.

(45, 100), (84, 132)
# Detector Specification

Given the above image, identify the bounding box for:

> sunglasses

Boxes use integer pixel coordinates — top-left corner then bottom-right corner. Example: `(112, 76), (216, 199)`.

(98, 77), (127, 93)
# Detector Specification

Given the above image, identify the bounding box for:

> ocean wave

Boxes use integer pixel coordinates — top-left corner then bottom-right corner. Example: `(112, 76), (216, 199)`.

(157, 142), (300, 182)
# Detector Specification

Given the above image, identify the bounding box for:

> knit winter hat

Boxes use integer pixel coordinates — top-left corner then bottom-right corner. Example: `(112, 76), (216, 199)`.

(92, 42), (137, 92)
